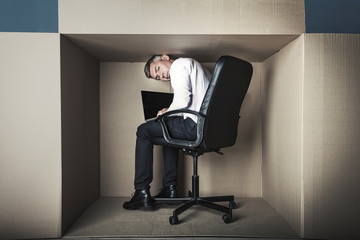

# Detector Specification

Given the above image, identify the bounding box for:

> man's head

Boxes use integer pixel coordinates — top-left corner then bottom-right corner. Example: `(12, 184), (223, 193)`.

(144, 54), (173, 81)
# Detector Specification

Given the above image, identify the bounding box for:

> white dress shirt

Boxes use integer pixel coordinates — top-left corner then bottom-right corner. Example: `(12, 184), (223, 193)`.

(167, 58), (211, 122)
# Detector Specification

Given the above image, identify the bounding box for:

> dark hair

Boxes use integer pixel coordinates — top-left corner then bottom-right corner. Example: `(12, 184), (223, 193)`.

(144, 55), (162, 79)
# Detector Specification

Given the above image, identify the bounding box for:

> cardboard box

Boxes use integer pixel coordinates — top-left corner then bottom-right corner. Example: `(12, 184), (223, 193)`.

(2, 1), (359, 239)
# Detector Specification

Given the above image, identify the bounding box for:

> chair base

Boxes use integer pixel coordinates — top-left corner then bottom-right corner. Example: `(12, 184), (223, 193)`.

(154, 153), (236, 225)
(155, 193), (236, 225)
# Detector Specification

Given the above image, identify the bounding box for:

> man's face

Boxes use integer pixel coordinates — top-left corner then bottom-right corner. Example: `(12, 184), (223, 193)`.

(149, 59), (172, 81)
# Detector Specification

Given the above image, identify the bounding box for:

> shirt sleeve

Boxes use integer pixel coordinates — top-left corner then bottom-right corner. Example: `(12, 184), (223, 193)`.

(167, 59), (193, 111)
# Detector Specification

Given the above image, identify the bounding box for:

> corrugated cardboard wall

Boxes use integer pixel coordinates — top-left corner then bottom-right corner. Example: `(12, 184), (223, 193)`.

(262, 33), (360, 239)
(60, 35), (101, 234)
(0, 33), (62, 239)
(59, 0), (305, 34)
(303, 34), (360, 239)
(261, 35), (304, 235)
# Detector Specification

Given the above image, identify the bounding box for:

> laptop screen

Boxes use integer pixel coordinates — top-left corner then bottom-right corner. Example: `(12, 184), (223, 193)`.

(141, 90), (174, 120)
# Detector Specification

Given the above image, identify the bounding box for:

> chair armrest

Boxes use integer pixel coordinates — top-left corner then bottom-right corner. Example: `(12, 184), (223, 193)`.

(155, 109), (206, 148)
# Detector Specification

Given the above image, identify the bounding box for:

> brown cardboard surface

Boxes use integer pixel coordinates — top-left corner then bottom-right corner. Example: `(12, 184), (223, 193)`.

(60, 35), (101, 234)
(0, 33), (62, 239)
(303, 34), (360, 239)
(59, 0), (305, 34)
(261, 35), (304, 236)
(63, 34), (300, 63)
(2, 11), (359, 240)
(261, 33), (360, 239)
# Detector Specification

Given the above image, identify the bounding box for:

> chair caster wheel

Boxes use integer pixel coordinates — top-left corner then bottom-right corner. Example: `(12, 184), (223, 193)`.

(229, 201), (237, 209)
(222, 214), (232, 224)
(169, 216), (179, 225)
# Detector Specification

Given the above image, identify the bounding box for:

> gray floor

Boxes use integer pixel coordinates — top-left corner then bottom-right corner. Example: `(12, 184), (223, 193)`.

(63, 197), (299, 239)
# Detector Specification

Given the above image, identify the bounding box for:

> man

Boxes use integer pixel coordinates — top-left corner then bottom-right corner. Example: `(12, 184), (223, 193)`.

(123, 54), (211, 210)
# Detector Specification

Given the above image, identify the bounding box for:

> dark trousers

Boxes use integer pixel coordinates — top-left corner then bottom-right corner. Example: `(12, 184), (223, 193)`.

(134, 116), (197, 190)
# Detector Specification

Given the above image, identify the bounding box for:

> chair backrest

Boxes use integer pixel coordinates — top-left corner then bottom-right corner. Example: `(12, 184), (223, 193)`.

(200, 56), (253, 151)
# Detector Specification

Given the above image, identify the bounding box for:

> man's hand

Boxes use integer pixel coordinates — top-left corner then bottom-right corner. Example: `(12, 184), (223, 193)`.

(157, 108), (168, 117)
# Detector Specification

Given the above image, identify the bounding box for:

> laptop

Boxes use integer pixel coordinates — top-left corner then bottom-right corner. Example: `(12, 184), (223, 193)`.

(141, 90), (174, 121)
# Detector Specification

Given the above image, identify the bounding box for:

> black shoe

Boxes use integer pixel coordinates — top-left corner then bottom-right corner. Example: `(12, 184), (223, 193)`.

(123, 186), (156, 210)
(153, 185), (177, 198)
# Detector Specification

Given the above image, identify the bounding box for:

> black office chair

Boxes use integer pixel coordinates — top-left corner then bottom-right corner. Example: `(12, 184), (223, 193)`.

(153, 56), (253, 225)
